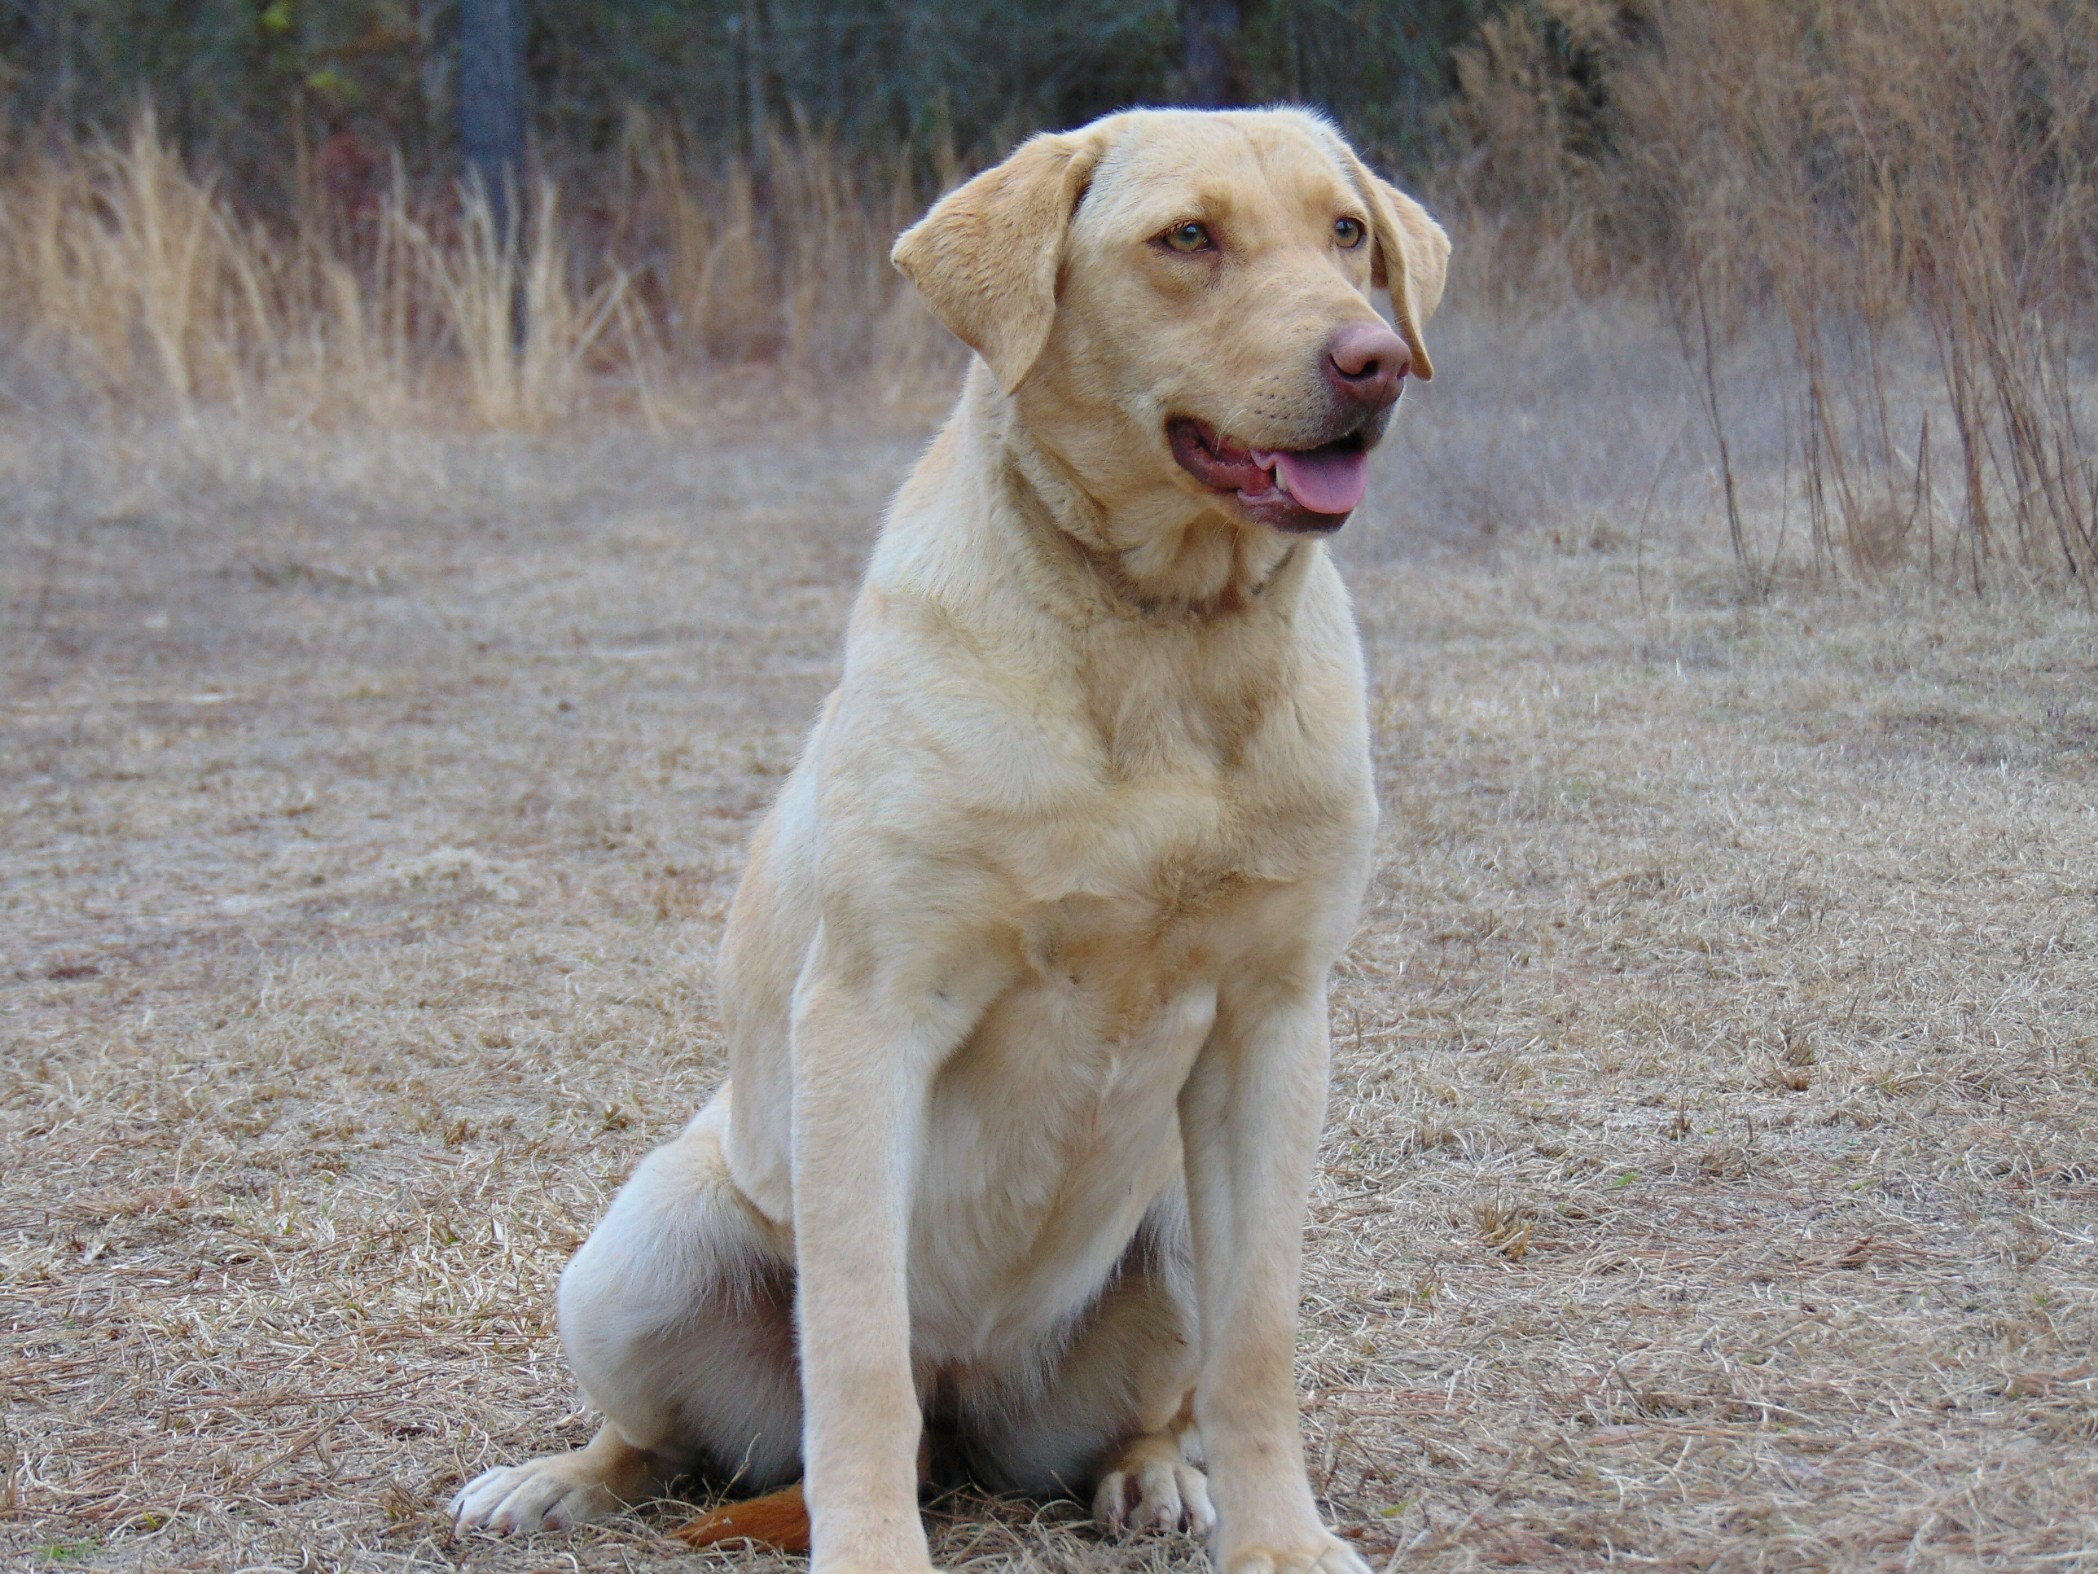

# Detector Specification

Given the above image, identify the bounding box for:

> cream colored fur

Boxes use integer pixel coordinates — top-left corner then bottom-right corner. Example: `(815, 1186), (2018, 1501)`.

(452, 107), (1448, 1574)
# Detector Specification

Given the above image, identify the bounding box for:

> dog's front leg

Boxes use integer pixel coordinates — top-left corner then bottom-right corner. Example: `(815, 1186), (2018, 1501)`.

(1181, 980), (1368, 1574)
(791, 966), (950, 1574)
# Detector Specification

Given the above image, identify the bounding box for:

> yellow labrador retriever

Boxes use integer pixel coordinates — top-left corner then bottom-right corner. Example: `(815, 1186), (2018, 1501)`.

(453, 106), (1447, 1574)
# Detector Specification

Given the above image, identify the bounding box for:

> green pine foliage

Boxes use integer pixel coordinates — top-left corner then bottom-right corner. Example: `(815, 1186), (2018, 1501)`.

(0, 1), (1496, 183)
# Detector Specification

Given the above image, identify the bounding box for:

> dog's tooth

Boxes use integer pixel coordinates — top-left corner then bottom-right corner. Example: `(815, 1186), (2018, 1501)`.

(1273, 465), (1290, 497)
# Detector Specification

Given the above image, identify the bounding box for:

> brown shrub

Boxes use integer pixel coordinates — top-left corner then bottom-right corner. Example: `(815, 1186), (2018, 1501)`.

(1450, 0), (2098, 590)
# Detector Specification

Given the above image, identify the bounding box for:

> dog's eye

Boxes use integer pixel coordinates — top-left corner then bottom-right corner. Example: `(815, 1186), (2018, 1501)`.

(1334, 216), (1366, 249)
(1161, 221), (1214, 254)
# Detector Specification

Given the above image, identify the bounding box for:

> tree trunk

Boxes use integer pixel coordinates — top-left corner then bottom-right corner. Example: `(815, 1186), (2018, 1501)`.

(459, 0), (525, 240)
(1181, 0), (1246, 108)
(742, 0), (770, 179)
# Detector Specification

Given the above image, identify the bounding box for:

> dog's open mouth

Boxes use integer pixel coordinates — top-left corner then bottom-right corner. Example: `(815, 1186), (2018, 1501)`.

(1167, 418), (1373, 531)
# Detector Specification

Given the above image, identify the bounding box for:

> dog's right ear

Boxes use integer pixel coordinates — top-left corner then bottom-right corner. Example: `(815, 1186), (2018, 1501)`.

(892, 128), (1107, 395)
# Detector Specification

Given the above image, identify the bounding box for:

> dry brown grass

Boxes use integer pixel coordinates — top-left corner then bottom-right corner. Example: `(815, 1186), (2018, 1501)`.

(1447, 0), (2098, 591)
(4, 341), (2095, 1571)
(0, 112), (951, 429)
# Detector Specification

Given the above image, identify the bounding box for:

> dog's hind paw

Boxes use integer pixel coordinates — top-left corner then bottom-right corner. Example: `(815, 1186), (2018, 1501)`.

(451, 1456), (627, 1535)
(1092, 1433), (1215, 1536)
(452, 1425), (660, 1536)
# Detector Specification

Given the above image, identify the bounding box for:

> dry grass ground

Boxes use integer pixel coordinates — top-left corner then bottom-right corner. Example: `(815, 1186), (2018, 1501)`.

(4, 334), (2097, 1571)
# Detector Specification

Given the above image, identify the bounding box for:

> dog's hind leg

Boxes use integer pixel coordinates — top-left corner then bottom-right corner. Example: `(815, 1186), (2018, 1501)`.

(959, 1193), (1213, 1537)
(451, 1093), (803, 1534)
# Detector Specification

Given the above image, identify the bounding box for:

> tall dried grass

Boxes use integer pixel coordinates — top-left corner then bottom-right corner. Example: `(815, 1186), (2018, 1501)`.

(0, 111), (946, 428)
(1453, 0), (2098, 592)
(602, 117), (950, 386)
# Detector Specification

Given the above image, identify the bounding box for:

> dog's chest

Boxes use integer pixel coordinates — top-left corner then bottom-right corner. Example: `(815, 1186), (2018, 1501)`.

(905, 613), (1369, 1351)
(915, 768), (1334, 1354)
(1023, 656), (1355, 938)
(1006, 736), (1348, 1043)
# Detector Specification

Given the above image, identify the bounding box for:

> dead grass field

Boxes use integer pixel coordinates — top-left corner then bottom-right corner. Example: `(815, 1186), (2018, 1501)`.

(4, 348), (2097, 1571)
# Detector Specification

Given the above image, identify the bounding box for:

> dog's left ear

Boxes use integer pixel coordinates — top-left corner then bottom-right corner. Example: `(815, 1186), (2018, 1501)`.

(892, 127), (1107, 394)
(1353, 166), (1451, 382)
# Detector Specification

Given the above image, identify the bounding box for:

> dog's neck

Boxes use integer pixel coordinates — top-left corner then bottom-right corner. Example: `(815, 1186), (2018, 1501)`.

(972, 365), (1309, 620)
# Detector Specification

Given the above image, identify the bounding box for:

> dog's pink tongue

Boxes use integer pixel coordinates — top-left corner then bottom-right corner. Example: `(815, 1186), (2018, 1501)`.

(1264, 447), (1369, 515)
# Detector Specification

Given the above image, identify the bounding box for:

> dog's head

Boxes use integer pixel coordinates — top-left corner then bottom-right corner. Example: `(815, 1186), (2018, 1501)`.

(893, 107), (1449, 539)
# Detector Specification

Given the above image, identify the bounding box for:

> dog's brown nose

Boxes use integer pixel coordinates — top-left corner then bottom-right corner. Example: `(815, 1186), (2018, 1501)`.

(1324, 322), (1409, 409)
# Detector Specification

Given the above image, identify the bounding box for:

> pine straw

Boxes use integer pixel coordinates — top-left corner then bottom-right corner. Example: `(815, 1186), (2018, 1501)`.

(3, 378), (2096, 1571)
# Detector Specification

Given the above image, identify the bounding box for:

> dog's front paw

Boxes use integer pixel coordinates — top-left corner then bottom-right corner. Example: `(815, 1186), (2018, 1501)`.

(450, 1457), (621, 1535)
(1221, 1533), (1373, 1574)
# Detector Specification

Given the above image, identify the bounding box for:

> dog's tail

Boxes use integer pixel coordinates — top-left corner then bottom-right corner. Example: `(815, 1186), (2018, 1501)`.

(673, 1481), (811, 1552)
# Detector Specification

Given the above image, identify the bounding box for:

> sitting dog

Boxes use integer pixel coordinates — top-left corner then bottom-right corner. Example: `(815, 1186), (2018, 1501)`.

(453, 105), (1448, 1574)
